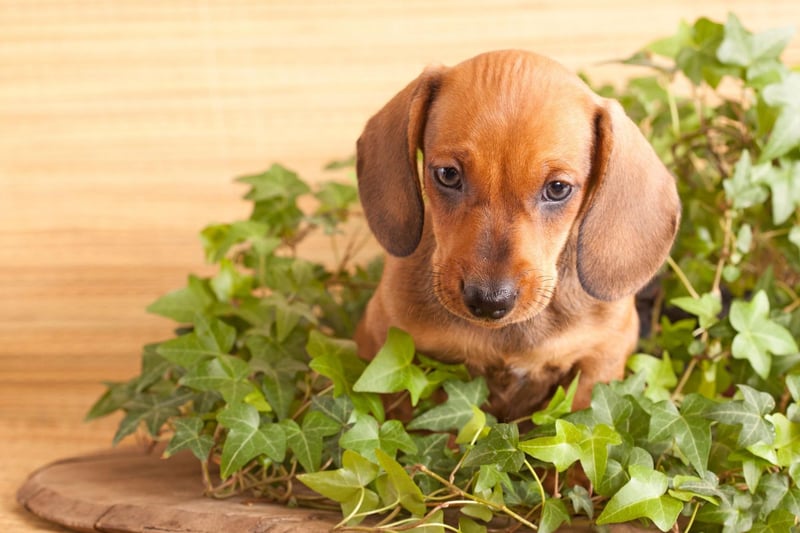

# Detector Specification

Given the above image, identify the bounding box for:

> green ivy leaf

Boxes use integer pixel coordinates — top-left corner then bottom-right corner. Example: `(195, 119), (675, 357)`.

(596, 465), (683, 531)
(463, 424), (524, 473)
(695, 486), (754, 532)
(340, 488), (380, 527)
(273, 294), (318, 342)
(539, 498), (571, 533)
(760, 106), (800, 162)
(157, 314), (237, 368)
(785, 374), (800, 402)
(648, 397), (711, 475)
(627, 353), (678, 402)
(729, 291), (798, 378)
(338, 413), (381, 463)
(673, 17), (728, 87)
(779, 486), (800, 518)
(646, 19), (691, 59)
(588, 383), (633, 430)
(163, 416), (214, 461)
(455, 405), (489, 445)
(565, 485), (594, 519)
(717, 13), (753, 67)
(217, 403), (286, 478)
(86, 381), (136, 422)
(458, 516), (488, 533)
(790, 226), (800, 256)
(237, 164), (310, 203)
(378, 419), (418, 457)
(763, 72), (800, 108)
(113, 389), (195, 445)
(134, 346), (175, 393)
(474, 464), (512, 495)
(146, 275), (215, 323)
(281, 411), (340, 473)
(671, 292), (722, 330)
(751, 509), (799, 533)
(754, 472), (789, 520)
(247, 335), (306, 420)
(200, 220), (274, 264)
(306, 331), (363, 395)
(717, 13), (794, 69)
(760, 73), (800, 162)
(407, 378), (489, 432)
(724, 151), (770, 209)
(404, 434), (456, 484)
(704, 385), (776, 447)
(311, 181), (359, 233)
(763, 162), (800, 224)
(306, 331), (384, 420)
(670, 471), (723, 504)
(374, 448), (426, 516)
(770, 413), (800, 475)
(180, 355), (255, 404)
(297, 449), (378, 505)
(461, 502), (493, 523)
(518, 419), (582, 472)
(531, 374), (579, 425)
(210, 258), (254, 302)
(577, 424), (623, 488)
(352, 328), (428, 406)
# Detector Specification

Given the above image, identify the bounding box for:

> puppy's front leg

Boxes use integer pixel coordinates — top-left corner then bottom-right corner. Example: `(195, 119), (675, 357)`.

(571, 351), (630, 410)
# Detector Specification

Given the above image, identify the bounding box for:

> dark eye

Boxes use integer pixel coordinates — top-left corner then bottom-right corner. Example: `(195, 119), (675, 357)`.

(543, 180), (573, 202)
(433, 167), (462, 189)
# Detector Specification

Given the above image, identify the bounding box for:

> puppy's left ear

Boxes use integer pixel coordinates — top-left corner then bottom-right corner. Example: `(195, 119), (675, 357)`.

(577, 99), (681, 301)
(356, 67), (444, 257)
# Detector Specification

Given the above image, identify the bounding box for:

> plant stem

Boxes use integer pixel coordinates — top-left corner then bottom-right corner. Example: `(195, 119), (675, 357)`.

(666, 256), (700, 299)
(711, 210), (734, 297)
(334, 487), (366, 529)
(683, 501), (701, 533)
(523, 459), (548, 510)
(417, 464), (539, 530)
(671, 356), (699, 401)
(200, 459), (214, 494)
(447, 416), (484, 484)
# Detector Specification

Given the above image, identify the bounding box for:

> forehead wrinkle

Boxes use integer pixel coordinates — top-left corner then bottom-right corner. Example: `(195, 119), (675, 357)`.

(427, 54), (595, 194)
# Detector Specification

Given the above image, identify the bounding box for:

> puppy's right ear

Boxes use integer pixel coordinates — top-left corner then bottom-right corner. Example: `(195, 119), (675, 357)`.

(356, 67), (443, 257)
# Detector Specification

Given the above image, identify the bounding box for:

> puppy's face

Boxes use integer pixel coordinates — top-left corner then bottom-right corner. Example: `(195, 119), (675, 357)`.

(422, 57), (597, 327)
(357, 50), (680, 328)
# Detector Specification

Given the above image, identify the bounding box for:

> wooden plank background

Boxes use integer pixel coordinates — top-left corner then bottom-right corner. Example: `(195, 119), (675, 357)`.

(2, 1), (798, 530)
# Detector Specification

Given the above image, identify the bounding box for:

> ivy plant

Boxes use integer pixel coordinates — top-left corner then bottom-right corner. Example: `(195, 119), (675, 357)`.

(89, 14), (800, 532)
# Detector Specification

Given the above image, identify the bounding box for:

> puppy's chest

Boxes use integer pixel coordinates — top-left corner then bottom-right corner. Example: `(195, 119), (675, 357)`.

(414, 321), (577, 405)
(481, 360), (576, 420)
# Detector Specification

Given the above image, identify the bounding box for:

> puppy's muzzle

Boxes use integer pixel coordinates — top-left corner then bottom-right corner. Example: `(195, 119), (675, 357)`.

(462, 280), (518, 320)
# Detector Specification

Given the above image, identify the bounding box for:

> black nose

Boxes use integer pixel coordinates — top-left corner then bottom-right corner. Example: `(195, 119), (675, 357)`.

(462, 281), (518, 320)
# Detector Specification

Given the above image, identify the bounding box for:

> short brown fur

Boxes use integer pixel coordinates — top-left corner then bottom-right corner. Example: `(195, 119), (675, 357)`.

(355, 50), (680, 420)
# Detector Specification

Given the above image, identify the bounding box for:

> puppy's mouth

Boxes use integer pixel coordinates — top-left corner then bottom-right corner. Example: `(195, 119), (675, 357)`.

(432, 271), (555, 328)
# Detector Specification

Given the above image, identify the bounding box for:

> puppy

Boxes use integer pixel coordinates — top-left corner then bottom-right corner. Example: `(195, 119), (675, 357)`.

(354, 50), (680, 421)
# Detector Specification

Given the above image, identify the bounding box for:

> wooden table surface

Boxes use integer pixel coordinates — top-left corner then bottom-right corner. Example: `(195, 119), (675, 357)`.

(2, 2), (798, 531)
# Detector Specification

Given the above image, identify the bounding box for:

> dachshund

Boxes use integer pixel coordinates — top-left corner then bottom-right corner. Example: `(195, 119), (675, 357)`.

(354, 50), (680, 421)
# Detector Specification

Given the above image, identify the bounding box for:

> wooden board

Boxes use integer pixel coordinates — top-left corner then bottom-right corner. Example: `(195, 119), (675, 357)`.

(16, 447), (341, 533)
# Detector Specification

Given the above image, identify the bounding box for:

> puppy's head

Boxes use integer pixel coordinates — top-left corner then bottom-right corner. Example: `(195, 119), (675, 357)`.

(357, 50), (680, 327)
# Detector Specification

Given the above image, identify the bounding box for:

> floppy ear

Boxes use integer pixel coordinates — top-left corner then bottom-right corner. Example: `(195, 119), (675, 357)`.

(577, 99), (681, 301)
(356, 67), (443, 257)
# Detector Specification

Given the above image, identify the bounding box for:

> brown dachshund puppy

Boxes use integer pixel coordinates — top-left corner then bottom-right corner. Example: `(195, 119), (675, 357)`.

(354, 50), (680, 421)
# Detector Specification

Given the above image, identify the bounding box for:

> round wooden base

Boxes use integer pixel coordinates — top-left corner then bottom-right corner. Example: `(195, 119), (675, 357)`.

(16, 447), (339, 532)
